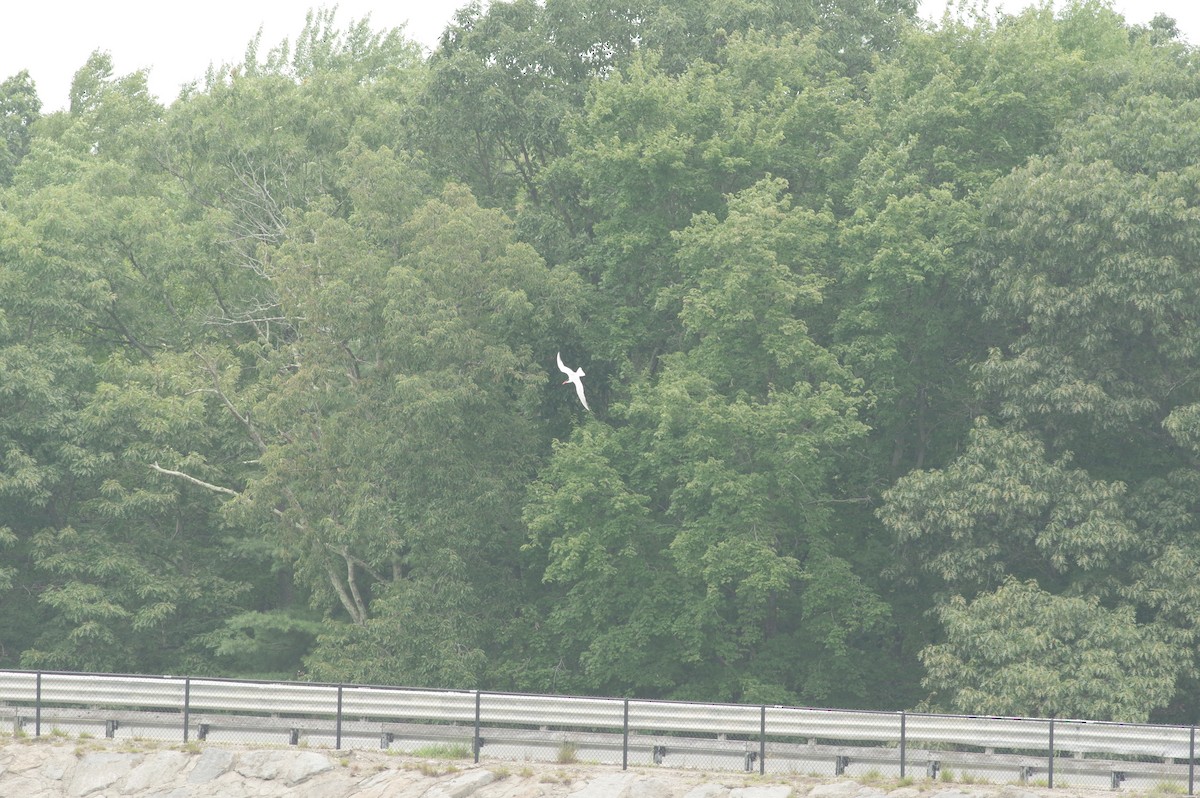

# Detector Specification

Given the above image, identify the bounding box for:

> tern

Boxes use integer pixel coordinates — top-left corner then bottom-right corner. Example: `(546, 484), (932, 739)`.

(557, 352), (590, 411)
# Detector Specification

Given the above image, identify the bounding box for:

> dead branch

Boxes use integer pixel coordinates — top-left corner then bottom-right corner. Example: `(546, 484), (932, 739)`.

(196, 353), (269, 455)
(149, 462), (239, 497)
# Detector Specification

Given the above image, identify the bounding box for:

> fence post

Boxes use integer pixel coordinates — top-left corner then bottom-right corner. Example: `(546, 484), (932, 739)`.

(1189, 725), (1195, 797)
(623, 699), (629, 771)
(34, 671), (41, 738)
(899, 711), (906, 779)
(474, 691), (482, 764)
(759, 705), (766, 775)
(182, 677), (191, 743)
(1048, 718), (1055, 789)
(335, 685), (344, 750)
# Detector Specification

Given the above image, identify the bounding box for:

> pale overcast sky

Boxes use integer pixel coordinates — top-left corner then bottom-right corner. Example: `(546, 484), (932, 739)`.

(3, 1), (1199, 113)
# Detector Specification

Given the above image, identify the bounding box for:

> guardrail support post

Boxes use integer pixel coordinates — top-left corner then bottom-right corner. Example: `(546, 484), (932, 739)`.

(1190, 726), (1195, 796)
(759, 705), (766, 775)
(34, 671), (41, 738)
(836, 755), (850, 776)
(335, 685), (343, 750)
(622, 699), (629, 771)
(899, 710), (906, 779)
(182, 677), (191, 743)
(1048, 719), (1055, 790)
(474, 691), (482, 764)
(105, 719), (119, 739)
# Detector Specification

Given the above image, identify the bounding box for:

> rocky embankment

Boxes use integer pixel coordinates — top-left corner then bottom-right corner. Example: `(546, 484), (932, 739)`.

(0, 738), (1145, 798)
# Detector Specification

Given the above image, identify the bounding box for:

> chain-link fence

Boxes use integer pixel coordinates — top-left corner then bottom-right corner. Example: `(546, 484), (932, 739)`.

(0, 670), (1195, 793)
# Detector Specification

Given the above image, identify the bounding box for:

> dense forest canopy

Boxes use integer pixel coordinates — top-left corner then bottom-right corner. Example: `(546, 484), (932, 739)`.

(2, 0), (1199, 723)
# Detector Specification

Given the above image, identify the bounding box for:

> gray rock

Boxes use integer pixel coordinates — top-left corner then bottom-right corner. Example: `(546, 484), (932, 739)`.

(355, 766), (427, 798)
(630, 777), (683, 798)
(285, 750), (335, 784)
(192, 771), (257, 798)
(1, 748), (34, 771)
(186, 747), (234, 783)
(0, 737), (1101, 798)
(122, 750), (190, 793)
(808, 782), (864, 798)
(570, 773), (638, 798)
(358, 767), (403, 790)
(885, 789), (922, 798)
(683, 783), (730, 798)
(235, 748), (285, 781)
(348, 773), (402, 798)
(288, 770), (361, 798)
(731, 786), (794, 798)
(422, 768), (499, 798)
(142, 788), (198, 798)
(998, 789), (1041, 798)
(67, 751), (136, 796)
(40, 751), (76, 781)
(0, 774), (45, 798)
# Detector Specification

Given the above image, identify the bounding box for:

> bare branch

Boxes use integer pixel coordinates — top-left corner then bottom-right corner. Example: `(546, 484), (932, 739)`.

(339, 340), (362, 384)
(196, 353), (269, 455)
(103, 306), (156, 359)
(347, 552), (387, 585)
(149, 462), (239, 497)
(326, 560), (368, 625)
(343, 547), (369, 623)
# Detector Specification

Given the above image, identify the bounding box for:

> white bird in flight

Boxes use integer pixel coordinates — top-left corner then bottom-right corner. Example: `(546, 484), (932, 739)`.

(557, 352), (590, 411)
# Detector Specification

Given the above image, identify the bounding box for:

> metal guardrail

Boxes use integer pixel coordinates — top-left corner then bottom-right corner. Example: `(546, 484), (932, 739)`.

(0, 670), (1195, 793)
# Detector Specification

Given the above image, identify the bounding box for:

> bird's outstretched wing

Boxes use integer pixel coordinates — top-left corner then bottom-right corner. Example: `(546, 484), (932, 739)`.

(556, 351), (590, 411)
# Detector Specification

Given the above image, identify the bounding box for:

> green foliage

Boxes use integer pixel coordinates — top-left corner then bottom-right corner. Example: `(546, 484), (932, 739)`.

(556, 741), (580, 763)
(878, 13), (1200, 721)
(2, 0), (1199, 721)
(198, 610), (323, 678)
(0, 70), (40, 187)
(977, 94), (1200, 444)
(421, 0), (591, 209)
(922, 579), (1187, 722)
(545, 28), (869, 370)
(880, 419), (1136, 591)
(524, 180), (884, 704)
(410, 742), (473, 759)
